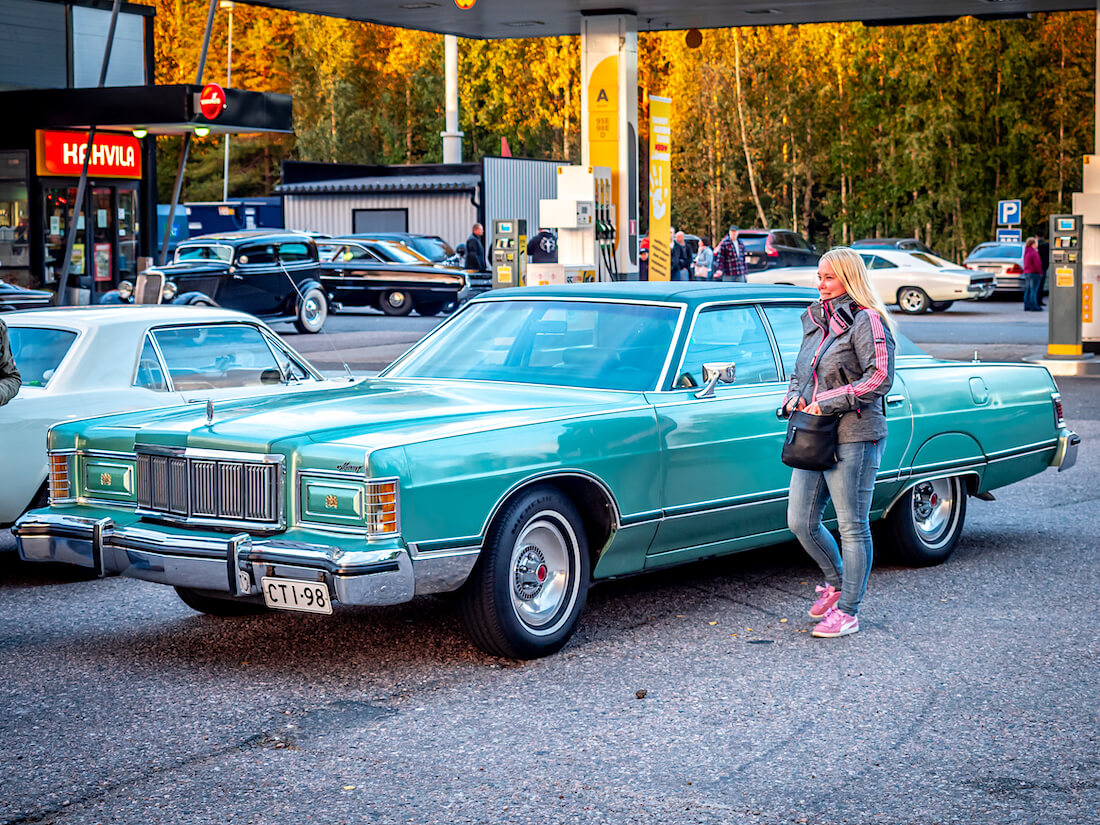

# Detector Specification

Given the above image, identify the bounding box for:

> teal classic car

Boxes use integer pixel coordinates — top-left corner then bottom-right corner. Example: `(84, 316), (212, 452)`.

(15, 284), (1079, 658)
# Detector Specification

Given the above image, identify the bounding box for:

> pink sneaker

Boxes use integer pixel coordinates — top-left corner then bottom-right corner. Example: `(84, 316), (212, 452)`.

(808, 584), (840, 619)
(812, 606), (859, 638)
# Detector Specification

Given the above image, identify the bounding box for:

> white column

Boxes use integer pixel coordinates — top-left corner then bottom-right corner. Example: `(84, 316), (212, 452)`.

(580, 13), (639, 274)
(442, 34), (464, 164)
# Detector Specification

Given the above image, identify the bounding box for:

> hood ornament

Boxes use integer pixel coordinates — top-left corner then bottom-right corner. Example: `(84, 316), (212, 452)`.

(205, 399), (215, 426)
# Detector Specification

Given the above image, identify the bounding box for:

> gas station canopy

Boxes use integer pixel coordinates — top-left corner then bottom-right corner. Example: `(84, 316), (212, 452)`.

(247, 0), (1090, 39)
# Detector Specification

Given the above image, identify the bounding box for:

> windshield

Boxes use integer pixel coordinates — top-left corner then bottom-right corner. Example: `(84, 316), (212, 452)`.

(175, 244), (233, 263)
(384, 299), (680, 391)
(7, 327), (78, 387)
(368, 240), (432, 264)
(967, 244), (1023, 261)
(405, 237), (453, 261)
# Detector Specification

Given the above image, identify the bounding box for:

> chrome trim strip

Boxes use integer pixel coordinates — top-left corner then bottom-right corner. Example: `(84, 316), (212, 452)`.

(136, 444), (285, 464)
(74, 449), (138, 461)
(984, 440), (1058, 461)
(79, 496), (138, 509)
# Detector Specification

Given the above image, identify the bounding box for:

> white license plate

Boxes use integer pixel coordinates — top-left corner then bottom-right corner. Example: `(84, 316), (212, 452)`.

(261, 576), (333, 614)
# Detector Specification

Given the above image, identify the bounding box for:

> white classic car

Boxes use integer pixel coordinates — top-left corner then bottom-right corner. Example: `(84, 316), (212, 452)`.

(1, 305), (347, 527)
(747, 249), (995, 313)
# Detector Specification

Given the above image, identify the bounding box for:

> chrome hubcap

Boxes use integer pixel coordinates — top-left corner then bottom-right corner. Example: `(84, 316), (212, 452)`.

(387, 291), (408, 308)
(509, 516), (571, 629)
(911, 478), (954, 544)
(901, 290), (924, 311)
(303, 296), (323, 325)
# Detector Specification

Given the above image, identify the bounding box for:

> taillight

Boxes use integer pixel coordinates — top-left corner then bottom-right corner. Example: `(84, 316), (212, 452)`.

(48, 453), (71, 502)
(365, 479), (399, 536)
(765, 236), (778, 257)
(1006, 264), (1022, 275)
(1052, 393), (1065, 427)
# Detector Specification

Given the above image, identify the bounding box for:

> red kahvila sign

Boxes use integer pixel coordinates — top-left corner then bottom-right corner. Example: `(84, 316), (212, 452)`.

(199, 83), (227, 120)
(37, 131), (142, 179)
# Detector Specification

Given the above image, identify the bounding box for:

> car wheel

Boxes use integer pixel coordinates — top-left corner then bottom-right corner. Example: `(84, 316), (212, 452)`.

(380, 290), (414, 316)
(884, 476), (967, 566)
(458, 485), (590, 659)
(294, 286), (328, 333)
(416, 300), (446, 317)
(929, 301), (954, 312)
(897, 286), (931, 314)
(175, 586), (268, 617)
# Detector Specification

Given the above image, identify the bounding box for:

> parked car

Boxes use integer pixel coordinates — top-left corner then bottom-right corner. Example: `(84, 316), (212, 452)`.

(853, 237), (939, 256)
(15, 283), (1078, 659)
(738, 229), (819, 272)
(119, 231), (330, 333)
(0, 305), (344, 529)
(317, 238), (468, 317)
(357, 232), (459, 266)
(963, 242), (1028, 293)
(748, 249), (995, 313)
(0, 280), (53, 312)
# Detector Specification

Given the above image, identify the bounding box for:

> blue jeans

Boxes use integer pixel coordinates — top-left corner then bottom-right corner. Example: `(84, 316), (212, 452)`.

(672, 268), (689, 282)
(1023, 272), (1043, 311)
(787, 439), (885, 616)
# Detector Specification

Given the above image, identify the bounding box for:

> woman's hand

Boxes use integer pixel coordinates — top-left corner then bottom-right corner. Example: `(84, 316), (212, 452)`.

(805, 402), (823, 415)
(784, 397), (807, 415)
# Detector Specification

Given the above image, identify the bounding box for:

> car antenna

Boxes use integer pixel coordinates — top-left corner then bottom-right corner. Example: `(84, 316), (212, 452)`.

(277, 256), (356, 382)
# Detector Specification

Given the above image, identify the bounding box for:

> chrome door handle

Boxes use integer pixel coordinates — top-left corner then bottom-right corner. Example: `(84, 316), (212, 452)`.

(886, 394), (905, 406)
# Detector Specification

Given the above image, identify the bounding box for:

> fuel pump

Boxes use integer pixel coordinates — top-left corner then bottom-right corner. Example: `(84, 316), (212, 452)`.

(491, 219), (527, 289)
(530, 165), (616, 285)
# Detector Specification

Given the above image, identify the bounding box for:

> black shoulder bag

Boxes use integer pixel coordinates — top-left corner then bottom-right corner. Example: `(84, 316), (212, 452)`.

(780, 325), (845, 471)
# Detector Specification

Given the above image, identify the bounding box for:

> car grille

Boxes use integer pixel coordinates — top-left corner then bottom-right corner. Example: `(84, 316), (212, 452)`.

(136, 451), (281, 527)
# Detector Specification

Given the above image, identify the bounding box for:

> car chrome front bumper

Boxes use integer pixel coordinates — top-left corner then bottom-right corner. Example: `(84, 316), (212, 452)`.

(1051, 429), (1080, 472)
(13, 513), (418, 606)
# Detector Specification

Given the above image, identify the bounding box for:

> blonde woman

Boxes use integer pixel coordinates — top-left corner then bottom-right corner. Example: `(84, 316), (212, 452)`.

(781, 248), (897, 638)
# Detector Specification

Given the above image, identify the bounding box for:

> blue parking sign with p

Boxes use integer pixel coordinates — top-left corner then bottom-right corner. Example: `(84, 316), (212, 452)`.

(998, 199), (1021, 226)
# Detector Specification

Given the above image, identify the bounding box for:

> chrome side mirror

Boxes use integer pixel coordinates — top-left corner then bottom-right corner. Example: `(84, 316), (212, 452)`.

(695, 362), (735, 399)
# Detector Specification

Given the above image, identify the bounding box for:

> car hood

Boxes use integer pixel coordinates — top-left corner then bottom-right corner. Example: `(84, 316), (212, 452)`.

(110, 378), (644, 454)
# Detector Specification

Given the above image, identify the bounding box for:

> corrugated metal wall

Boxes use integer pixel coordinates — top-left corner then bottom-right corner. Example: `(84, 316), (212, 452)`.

(483, 157), (564, 249)
(284, 192), (477, 250)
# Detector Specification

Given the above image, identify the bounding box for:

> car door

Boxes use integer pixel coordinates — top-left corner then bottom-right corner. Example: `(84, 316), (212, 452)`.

(643, 303), (792, 567)
(218, 243), (285, 316)
(858, 253), (902, 307)
(277, 241), (319, 311)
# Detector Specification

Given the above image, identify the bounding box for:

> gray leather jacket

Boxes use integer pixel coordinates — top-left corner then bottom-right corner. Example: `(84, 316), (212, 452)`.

(784, 294), (895, 443)
(0, 318), (21, 406)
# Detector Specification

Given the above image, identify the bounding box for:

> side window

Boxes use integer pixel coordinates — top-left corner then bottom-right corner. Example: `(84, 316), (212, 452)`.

(761, 304), (807, 378)
(860, 254), (896, 270)
(153, 324), (285, 391)
(134, 336), (167, 391)
(237, 244), (276, 266)
(345, 245), (379, 262)
(278, 242), (313, 263)
(679, 305), (780, 387)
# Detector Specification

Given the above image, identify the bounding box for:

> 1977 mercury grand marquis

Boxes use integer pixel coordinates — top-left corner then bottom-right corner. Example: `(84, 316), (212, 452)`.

(15, 283), (1079, 658)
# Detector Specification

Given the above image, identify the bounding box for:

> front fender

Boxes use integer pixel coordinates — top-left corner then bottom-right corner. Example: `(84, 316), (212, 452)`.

(173, 291), (217, 306)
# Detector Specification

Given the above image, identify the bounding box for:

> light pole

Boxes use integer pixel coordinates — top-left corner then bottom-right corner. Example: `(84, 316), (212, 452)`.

(220, 0), (234, 201)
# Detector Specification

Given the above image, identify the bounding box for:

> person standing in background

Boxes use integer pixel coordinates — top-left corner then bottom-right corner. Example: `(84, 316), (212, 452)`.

(1022, 237), (1044, 312)
(0, 317), (22, 406)
(693, 237), (714, 280)
(671, 231), (691, 281)
(465, 223), (488, 272)
(714, 225), (747, 282)
(639, 237), (650, 281)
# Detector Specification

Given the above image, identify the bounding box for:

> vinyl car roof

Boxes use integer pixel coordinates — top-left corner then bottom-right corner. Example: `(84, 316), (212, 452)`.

(2, 304), (269, 332)
(484, 281), (817, 308)
(183, 231), (317, 245)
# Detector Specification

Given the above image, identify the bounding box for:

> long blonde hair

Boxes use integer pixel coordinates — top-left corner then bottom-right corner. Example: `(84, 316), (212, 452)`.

(819, 247), (897, 333)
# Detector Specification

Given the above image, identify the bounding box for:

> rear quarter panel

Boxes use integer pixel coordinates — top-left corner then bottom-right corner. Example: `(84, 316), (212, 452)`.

(899, 362), (1058, 491)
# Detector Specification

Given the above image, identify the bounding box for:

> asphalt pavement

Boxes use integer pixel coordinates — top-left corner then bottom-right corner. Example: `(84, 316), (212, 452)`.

(2, 297), (1097, 825)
